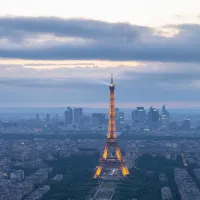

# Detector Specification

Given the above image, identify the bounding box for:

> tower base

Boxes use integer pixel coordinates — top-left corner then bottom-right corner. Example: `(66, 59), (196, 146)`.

(94, 161), (129, 179)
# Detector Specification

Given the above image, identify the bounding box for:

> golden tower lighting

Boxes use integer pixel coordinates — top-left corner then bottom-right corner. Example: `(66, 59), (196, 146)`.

(94, 74), (129, 178)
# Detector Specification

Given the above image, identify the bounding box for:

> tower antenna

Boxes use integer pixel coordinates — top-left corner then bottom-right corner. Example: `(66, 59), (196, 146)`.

(111, 73), (114, 85)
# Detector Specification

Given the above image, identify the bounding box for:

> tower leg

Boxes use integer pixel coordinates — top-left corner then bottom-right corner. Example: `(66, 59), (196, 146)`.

(115, 145), (123, 161)
(102, 145), (109, 160)
(121, 164), (130, 176)
(94, 166), (102, 179)
(93, 146), (109, 178)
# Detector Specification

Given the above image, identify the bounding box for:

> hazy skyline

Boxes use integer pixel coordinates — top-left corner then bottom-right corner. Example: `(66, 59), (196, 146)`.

(1, 0), (200, 108)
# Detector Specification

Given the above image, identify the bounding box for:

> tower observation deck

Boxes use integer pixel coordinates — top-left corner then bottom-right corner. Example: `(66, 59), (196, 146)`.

(93, 74), (129, 178)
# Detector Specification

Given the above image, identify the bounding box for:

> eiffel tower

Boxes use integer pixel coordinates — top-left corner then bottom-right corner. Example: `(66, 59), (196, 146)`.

(93, 74), (129, 178)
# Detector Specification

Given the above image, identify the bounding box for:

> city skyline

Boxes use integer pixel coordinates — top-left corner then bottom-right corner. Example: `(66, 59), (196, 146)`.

(1, 0), (200, 108)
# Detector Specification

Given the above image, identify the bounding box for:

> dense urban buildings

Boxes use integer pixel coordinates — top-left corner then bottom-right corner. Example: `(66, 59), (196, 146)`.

(0, 106), (200, 199)
(1, 103), (200, 199)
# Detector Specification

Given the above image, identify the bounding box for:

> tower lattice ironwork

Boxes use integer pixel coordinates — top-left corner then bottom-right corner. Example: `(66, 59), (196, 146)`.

(94, 74), (129, 178)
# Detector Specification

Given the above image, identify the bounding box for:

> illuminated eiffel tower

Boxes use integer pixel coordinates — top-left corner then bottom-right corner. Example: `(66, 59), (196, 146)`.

(94, 74), (129, 178)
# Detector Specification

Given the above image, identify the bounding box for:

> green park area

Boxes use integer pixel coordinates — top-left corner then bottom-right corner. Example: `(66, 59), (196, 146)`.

(113, 154), (183, 200)
(42, 155), (99, 200)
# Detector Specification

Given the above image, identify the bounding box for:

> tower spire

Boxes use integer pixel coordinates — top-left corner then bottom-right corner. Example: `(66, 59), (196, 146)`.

(111, 73), (114, 85)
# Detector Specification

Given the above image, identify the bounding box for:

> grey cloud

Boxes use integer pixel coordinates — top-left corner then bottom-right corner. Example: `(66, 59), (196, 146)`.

(1, 64), (200, 104)
(0, 64), (116, 79)
(0, 16), (147, 41)
(123, 70), (200, 84)
(0, 77), (109, 104)
(0, 77), (108, 89)
(24, 63), (95, 66)
(116, 70), (200, 102)
(0, 16), (200, 62)
(0, 41), (199, 62)
(0, 78), (68, 88)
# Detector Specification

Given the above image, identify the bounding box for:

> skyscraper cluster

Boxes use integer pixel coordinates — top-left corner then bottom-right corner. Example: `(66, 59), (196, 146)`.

(131, 105), (191, 131)
(64, 107), (83, 127)
(61, 103), (193, 132)
(132, 105), (170, 131)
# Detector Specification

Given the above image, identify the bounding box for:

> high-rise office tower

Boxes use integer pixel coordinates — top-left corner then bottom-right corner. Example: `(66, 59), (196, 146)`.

(92, 113), (106, 127)
(36, 114), (40, 121)
(74, 108), (83, 125)
(132, 110), (137, 122)
(182, 117), (190, 130)
(132, 107), (146, 130)
(162, 104), (170, 118)
(64, 107), (73, 126)
(45, 114), (50, 123)
(115, 108), (124, 131)
(161, 105), (170, 129)
(160, 115), (169, 129)
(35, 113), (41, 127)
(148, 107), (159, 130)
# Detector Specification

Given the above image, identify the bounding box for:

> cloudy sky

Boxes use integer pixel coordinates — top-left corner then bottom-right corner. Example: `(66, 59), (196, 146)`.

(1, 0), (200, 109)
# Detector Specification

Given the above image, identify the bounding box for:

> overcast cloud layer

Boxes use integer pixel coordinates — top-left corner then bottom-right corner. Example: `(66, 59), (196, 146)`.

(0, 16), (200, 62)
(1, 62), (200, 108)
(1, 16), (200, 108)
